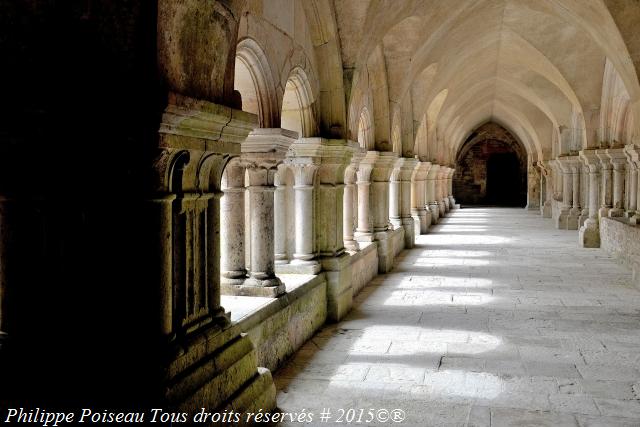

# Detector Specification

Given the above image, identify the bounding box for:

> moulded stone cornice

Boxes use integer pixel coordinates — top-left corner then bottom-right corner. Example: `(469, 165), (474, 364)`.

(159, 93), (257, 153)
(606, 147), (627, 169)
(412, 161), (431, 181)
(391, 157), (419, 182)
(370, 151), (398, 182)
(624, 144), (640, 168)
(286, 138), (353, 184)
(426, 163), (440, 179)
(242, 128), (297, 159)
(579, 149), (601, 171)
(595, 149), (612, 169)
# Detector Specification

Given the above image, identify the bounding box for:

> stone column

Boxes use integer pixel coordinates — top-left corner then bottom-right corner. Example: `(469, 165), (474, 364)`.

(538, 161), (553, 218)
(526, 162), (541, 211)
(242, 164), (285, 296)
(220, 159), (247, 286)
(354, 152), (376, 242)
(393, 157), (419, 248)
(555, 157), (573, 229)
(568, 160), (581, 230)
(427, 164), (440, 224)
(596, 149), (613, 218)
(411, 162), (430, 234)
(578, 164), (590, 227)
(274, 164), (289, 264)
(291, 163), (319, 269)
(607, 148), (627, 217)
(438, 167), (449, 215)
(373, 152), (397, 272)
(389, 167), (401, 229)
(579, 150), (601, 247)
(343, 163), (360, 252)
(447, 168), (456, 209)
(625, 145), (640, 224)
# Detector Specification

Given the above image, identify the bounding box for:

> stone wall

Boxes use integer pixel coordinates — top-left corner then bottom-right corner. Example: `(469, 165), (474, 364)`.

(600, 218), (640, 286)
(350, 243), (379, 296)
(237, 275), (327, 372)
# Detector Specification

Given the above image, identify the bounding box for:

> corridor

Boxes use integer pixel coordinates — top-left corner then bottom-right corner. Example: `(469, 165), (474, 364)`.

(275, 208), (640, 426)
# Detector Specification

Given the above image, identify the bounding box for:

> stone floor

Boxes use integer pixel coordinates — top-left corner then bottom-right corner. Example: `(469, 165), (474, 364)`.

(274, 208), (640, 427)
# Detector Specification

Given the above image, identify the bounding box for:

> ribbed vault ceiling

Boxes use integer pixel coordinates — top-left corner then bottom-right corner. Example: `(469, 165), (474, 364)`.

(334, 0), (640, 164)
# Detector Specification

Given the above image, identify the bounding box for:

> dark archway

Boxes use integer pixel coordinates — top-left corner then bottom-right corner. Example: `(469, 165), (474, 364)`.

(454, 122), (527, 207)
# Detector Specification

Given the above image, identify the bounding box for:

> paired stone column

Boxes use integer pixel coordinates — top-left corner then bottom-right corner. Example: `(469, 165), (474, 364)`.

(411, 162), (431, 234)
(607, 148), (627, 217)
(437, 167), (449, 216)
(578, 164), (590, 227)
(426, 164), (441, 224)
(391, 157), (419, 248)
(343, 152), (361, 252)
(447, 168), (456, 209)
(354, 151), (377, 242)
(579, 149), (601, 247)
(371, 152), (398, 273)
(287, 138), (353, 320)
(568, 160), (581, 230)
(596, 149), (613, 219)
(625, 145), (640, 224)
(555, 157), (573, 229)
(538, 161), (553, 218)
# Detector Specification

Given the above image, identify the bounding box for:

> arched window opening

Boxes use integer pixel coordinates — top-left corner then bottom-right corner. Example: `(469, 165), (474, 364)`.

(281, 67), (315, 138)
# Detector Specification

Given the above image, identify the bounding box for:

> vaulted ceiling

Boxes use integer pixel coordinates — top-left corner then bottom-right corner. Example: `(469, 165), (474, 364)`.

(334, 0), (640, 165)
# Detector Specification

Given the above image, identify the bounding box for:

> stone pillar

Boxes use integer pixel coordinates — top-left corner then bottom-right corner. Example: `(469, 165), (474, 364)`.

(343, 163), (360, 252)
(354, 152), (376, 242)
(427, 164), (440, 224)
(526, 162), (541, 211)
(156, 96), (276, 413)
(286, 138), (354, 320)
(220, 159), (247, 286)
(437, 167), (449, 216)
(607, 148), (627, 217)
(555, 157), (573, 229)
(578, 164), (590, 227)
(568, 161), (581, 230)
(625, 145), (640, 224)
(371, 152), (398, 273)
(596, 149), (613, 218)
(538, 161), (553, 218)
(392, 157), (419, 248)
(411, 162), (431, 233)
(447, 168), (456, 209)
(274, 164), (289, 265)
(290, 163), (320, 270)
(579, 149), (601, 247)
(389, 167), (401, 229)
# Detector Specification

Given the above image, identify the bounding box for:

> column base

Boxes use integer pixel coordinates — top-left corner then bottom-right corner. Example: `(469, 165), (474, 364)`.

(567, 213), (580, 230)
(412, 207), (429, 234)
(578, 218), (600, 248)
(448, 196), (456, 209)
(221, 275), (248, 287)
(608, 208), (624, 217)
(630, 213), (640, 225)
(166, 323), (276, 416)
(598, 207), (611, 219)
(428, 203), (440, 224)
(555, 208), (570, 229)
(277, 259), (322, 275)
(344, 238), (360, 252)
(374, 231), (394, 274)
(439, 200), (447, 216)
(541, 201), (552, 218)
(401, 217), (416, 249)
(624, 210), (637, 219)
(222, 276), (286, 297)
(354, 230), (375, 242)
(578, 210), (589, 228)
(320, 253), (353, 322)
